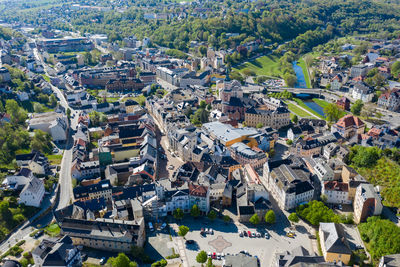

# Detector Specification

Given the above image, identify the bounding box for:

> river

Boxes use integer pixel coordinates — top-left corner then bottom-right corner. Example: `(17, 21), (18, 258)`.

(292, 61), (307, 88)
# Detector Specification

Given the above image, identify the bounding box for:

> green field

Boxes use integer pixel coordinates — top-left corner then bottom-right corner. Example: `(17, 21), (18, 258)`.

(46, 154), (62, 165)
(287, 102), (313, 118)
(293, 98), (325, 119)
(297, 58), (311, 88)
(234, 55), (282, 78)
(312, 98), (330, 109)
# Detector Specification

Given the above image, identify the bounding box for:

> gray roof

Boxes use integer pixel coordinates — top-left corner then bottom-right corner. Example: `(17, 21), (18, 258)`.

(319, 223), (352, 255)
(224, 252), (258, 267)
(380, 254), (400, 267)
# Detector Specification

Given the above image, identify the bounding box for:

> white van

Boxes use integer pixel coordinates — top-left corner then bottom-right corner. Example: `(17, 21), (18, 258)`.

(148, 222), (154, 231)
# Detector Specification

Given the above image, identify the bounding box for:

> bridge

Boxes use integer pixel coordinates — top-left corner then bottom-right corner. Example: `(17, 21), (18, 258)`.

(268, 87), (341, 101)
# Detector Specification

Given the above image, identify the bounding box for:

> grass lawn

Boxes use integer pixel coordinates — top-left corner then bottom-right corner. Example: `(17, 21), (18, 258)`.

(46, 154), (62, 165)
(287, 102), (312, 118)
(233, 55), (282, 78)
(41, 74), (50, 82)
(106, 97), (120, 103)
(312, 98), (330, 109)
(45, 223), (61, 237)
(297, 58), (311, 88)
(293, 98), (325, 119)
(133, 95), (146, 105)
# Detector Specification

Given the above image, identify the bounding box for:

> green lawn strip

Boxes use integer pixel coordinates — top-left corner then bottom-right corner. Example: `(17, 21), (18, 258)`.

(293, 98), (325, 119)
(41, 74), (50, 82)
(287, 103), (312, 118)
(312, 98), (330, 109)
(45, 223), (61, 237)
(297, 58), (311, 88)
(233, 55), (283, 77)
(46, 154), (62, 165)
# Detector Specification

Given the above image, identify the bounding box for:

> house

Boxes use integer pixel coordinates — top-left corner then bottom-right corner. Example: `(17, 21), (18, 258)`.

(350, 64), (369, 77)
(378, 89), (400, 111)
(262, 157), (314, 210)
(18, 176), (45, 207)
(229, 142), (268, 169)
(336, 97), (350, 111)
(32, 236), (82, 267)
(379, 254), (400, 267)
(274, 246), (331, 267)
(73, 179), (112, 202)
(28, 112), (68, 142)
(71, 161), (100, 181)
(188, 183), (210, 213)
(16, 151), (50, 175)
(331, 115), (365, 139)
(244, 106), (290, 129)
(353, 183), (383, 224)
(2, 168), (34, 191)
(319, 223), (352, 265)
(322, 181), (351, 204)
(223, 252), (258, 267)
(351, 82), (374, 102)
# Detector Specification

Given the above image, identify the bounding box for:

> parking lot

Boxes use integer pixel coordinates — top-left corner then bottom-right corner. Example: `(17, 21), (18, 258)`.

(173, 216), (314, 267)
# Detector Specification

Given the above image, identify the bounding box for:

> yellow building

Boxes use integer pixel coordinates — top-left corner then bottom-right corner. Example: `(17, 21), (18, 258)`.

(319, 223), (352, 265)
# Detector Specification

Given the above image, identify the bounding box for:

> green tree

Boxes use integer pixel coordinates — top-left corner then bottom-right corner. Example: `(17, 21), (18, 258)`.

(178, 225), (189, 238)
(349, 146), (381, 168)
(66, 108), (71, 120)
(31, 129), (53, 154)
(206, 257), (215, 267)
(323, 103), (341, 122)
(256, 122), (263, 128)
(391, 61), (400, 79)
(321, 194), (328, 203)
(151, 259), (167, 267)
(249, 214), (260, 225)
(190, 204), (201, 218)
(264, 210), (276, 224)
(107, 253), (138, 267)
(199, 46), (207, 56)
(288, 212), (299, 223)
(223, 215), (231, 224)
(207, 210), (217, 221)
(196, 251), (208, 265)
(89, 111), (107, 127)
(49, 94), (57, 108)
(351, 100), (364, 116)
(5, 99), (27, 125)
(284, 73), (297, 87)
(173, 208), (184, 220)
(292, 115), (298, 124)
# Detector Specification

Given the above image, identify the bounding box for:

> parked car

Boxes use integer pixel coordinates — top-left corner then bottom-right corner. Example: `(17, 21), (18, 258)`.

(251, 232), (256, 238)
(185, 240), (195, 245)
(99, 257), (106, 265)
(247, 231), (251, 237)
(212, 253), (217, 259)
(34, 230), (44, 239)
(168, 165), (174, 170)
(81, 253), (88, 261)
(239, 231), (243, 237)
(256, 232), (261, 238)
(207, 252), (211, 258)
(286, 232), (295, 238)
(217, 253), (221, 260)
(209, 228), (214, 235)
(265, 232), (270, 239)
(160, 223), (167, 230)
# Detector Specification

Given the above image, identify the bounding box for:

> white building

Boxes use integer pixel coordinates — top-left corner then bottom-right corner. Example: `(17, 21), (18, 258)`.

(322, 181), (351, 204)
(19, 176), (45, 207)
(28, 112), (68, 142)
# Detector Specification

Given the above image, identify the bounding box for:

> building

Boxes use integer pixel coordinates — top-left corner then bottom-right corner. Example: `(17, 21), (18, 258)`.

(293, 133), (340, 157)
(229, 142), (267, 169)
(378, 89), (400, 111)
(2, 168), (34, 191)
(156, 67), (188, 86)
(18, 176), (45, 207)
(244, 107), (290, 129)
(16, 151), (50, 175)
(33, 236), (82, 267)
(351, 82), (374, 102)
(71, 161), (101, 181)
(379, 254), (400, 267)
(28, 112), (68, 142)
(331, 115), (365, 139)
(55, 205), (145, 252)
(202, 121), (258, 147)
(262, 158), (314, 210)
(319, 223), (352, 265)
(350, 64), (369, 77)
(105, 78), (144, 91)
(188, 183), (210, 213)
(353, 183), (383, 224)
(223, 252), (258, 267)
(37, 37), (93, 53)
(274, 246), (329, 267)
(73, 180), (112, 202)
(322, 181), (351, 204)
(336, 97), (350, 111)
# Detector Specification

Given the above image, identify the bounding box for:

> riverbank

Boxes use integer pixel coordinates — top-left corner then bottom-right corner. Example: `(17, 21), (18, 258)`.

(297, 58), (311, 88)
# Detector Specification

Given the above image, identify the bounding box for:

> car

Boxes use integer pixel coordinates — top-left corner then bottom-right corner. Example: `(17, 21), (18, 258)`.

(247, 231), (251, 237)
(264, 232), (270, 239)
(209, 228), (214, 235)
(34, 230), (44, 239)
(212, 253), (217, 259)
(207, 252), (211, 258)
(256, 232), (261, 238)
(81, 253), (88, 261)
(243, 230), (248, 237)
(185, 240), (195, 245)
(308, 234), (316, 239)
(251, 232), (256, 238)
(338, 204), (343, 210)
(217, 253), (221, 260)
(99, 257), (106, 265)
(286, 232), (295, 238)
(160, 223), (167, 230)
(221, 253), (225, 258)
(239, 231), (243, 237)
(168, 165), (174, 170)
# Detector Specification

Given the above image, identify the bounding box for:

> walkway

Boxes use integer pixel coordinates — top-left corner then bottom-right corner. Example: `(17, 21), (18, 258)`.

(171, 224), (189, 267)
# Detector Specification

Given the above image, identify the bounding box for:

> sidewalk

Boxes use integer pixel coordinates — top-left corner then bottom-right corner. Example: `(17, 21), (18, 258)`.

(171, 224), (189, 267)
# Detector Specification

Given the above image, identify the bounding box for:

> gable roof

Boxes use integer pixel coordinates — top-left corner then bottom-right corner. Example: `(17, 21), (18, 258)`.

(319, 223), (351, 255)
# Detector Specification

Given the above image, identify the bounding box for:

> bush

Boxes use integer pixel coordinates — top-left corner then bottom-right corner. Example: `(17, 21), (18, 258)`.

(166, 253), (180, 259)
(151, 259), (167, 267)
(296, 200), (341, 226)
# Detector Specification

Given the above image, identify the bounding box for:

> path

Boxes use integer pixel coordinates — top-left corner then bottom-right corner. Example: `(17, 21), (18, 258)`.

(171, 224), (189, 267)
(288, 100), (320, 119)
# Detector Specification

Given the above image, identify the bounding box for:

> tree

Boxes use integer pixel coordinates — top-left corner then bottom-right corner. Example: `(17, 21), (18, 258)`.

(207, 210), (217, 221)
(223, 215), (231, 224)
(31, 129), (53, 154)
(391, 61), (400, 79)
(323, 103), (341, 122)
(151, 259), (167, 267)
(256, 122), (263, 128)
(89, 111), (107, 127)
(196, 251), (208, 265)
(190, 204), (200, 218)
(173, 208), (184, 220)
(288, 212), (299, 223)
(5, 99), (27, 125)
(107, 253), (137, 267)
(292, 115), (298, 124)
(284, 73), (297, 87)
(178, 225), (189, 238)
(351, 100), (364, 116)
(264, 210), (276, 224)
(249, 214), (260, 225)
(199, 46), (207, 56)
(206, 257), (215, 267)
(286, 139), (293, 145)
(348, 146), (381, 168)
(49, 94), (57, 108)
(66, 108), (71, 120)
(321, 194), (328, 203)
